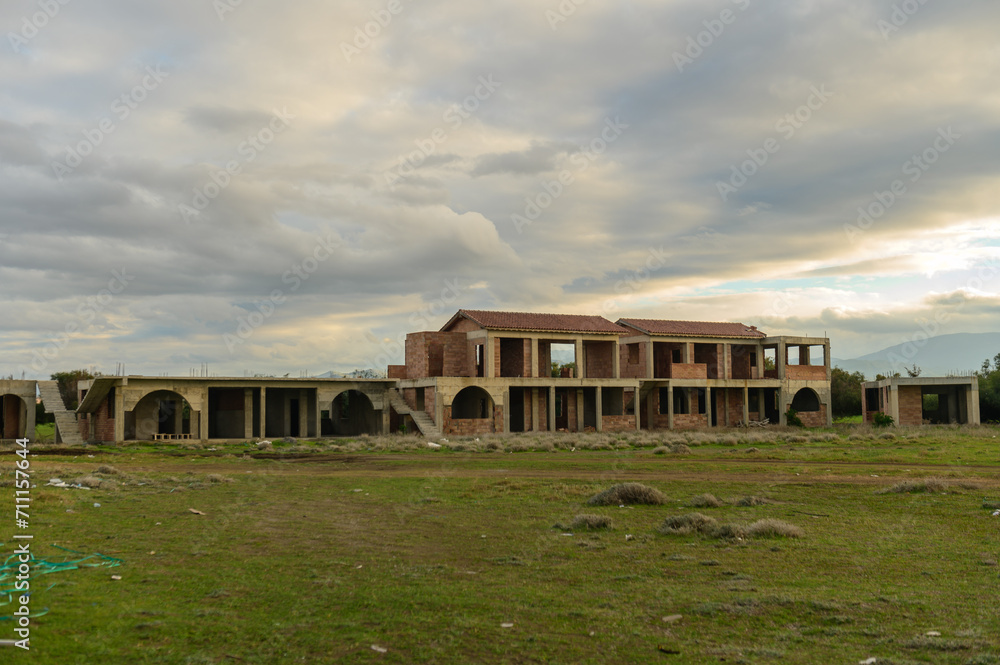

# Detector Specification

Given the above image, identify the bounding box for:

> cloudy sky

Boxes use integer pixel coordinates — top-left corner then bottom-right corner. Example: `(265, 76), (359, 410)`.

(2, 0), (998, 379)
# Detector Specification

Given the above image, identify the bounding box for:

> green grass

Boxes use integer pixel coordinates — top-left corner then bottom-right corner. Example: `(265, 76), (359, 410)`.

(2, 426), (1000, 663)
(34, 422), (55, 442)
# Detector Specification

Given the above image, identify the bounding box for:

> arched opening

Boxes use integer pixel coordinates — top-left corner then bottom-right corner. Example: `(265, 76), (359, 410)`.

(1, 394), (28, 439)
(328, 390), (378, 436)
(791, 388), (820, 412)
(129, 390), (193, 441)
(452, 386), (493, 419)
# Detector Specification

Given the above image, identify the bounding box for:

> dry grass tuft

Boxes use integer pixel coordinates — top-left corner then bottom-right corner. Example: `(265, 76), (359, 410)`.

(95, 465), (120, 475)
(587, 482), (667, 506)
(734, 496), (773, 507)
(877, 478), (953, 494)
(744, 519), (804, 538)
(206, 474), (233, 483)
(688, 493), (725, 508)
(658, 513), (718, 535)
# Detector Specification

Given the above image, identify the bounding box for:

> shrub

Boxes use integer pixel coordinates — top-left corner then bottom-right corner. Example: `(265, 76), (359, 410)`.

(872, 411), (894, 428)
(587, 482), (667, 506)
(744, 519), (804, 538)
(785, 409), (804, 427)
(734, 496), (773, 507)
(658, 513), (718, 535)
(688, 493), (725, 508)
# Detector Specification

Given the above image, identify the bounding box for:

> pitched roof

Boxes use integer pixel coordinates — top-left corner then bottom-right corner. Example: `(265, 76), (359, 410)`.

(443, 310), (628, 334)
(616, 318), (765, 339)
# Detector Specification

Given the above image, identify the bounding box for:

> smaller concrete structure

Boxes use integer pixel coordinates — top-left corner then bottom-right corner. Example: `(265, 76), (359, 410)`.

(862, 376), (980, 426)
(0, 380), (37, 441)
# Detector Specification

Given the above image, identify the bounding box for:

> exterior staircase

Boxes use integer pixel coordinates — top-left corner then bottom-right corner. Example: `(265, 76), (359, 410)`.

(37, 381), (84, 445)
(386, 388), (442, 440)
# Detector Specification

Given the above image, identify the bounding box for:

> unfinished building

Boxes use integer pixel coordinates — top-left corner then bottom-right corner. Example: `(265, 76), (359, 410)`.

(0, 380), (37, 441)
(391, 309), (832, 437)
(862, 376), (980, 426)
(75, 376), (398, 444)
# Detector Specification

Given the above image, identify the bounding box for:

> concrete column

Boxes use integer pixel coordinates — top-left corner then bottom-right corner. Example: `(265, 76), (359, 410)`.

(970, 383), (981, 424)
(888, 384), (900, 425)
(947, 388), (958, 424)
(531, 388), (540, 432)
(705, 387), (712, 427)
(723, 344), (731, 380)
(547, 386), (556, 432)
(503, 390), (510, 434)
(800, 345), (810, 365)
(755, 346), (765, 379)
(645, 341), (655, 379)
(777, 342), (786, 379)
(114, 389), (125, 443)
(758, 389), (766, 421)
(742, 386), (749, 425)
(244, 389), (254, 438)
(299, 389), (309, 437)
(576, 389), (584, 431)
(667, 385), (674, 430)
(777, 388), (786, 425)
(612, 341), (620, 378)
(486, 335), (496, 378)
(575, 339), (585, 378)
(531, 338), (539, 378)
(259, 387), (267, 439)
(595, 387), (603, 432)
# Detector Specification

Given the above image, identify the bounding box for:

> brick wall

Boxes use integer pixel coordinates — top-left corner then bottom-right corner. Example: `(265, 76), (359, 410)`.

(898, 386), (922, 426)
(446, 318), (481, 333)
(673, 413), (709, 430)
(585, 341), (615, 378)
(620, 342), (645, 379)
(785, 365), (827, 380)
(670, 363), (708, 379)
(387, 365), (407, 379)
(402, 387), (417, 411)
(406, 332), (470, 379)
(798, 405), (828, 428)
(80, 394), (116, 443)
(537, 342), (551, 377)
(442, 405), (502, 436)
(602, 415), (635, 432)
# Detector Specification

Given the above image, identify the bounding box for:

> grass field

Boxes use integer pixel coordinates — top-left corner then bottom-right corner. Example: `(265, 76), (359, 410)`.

(3, 426), (1000, 664)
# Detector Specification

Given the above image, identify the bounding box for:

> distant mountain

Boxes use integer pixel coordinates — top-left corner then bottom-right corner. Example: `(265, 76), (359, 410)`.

(832, 332), (1000, 379)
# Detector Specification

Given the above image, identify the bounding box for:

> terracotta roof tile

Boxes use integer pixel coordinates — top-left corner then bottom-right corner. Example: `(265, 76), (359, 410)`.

(617, 318), (765, 338)
(445, 310), (628, 334)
